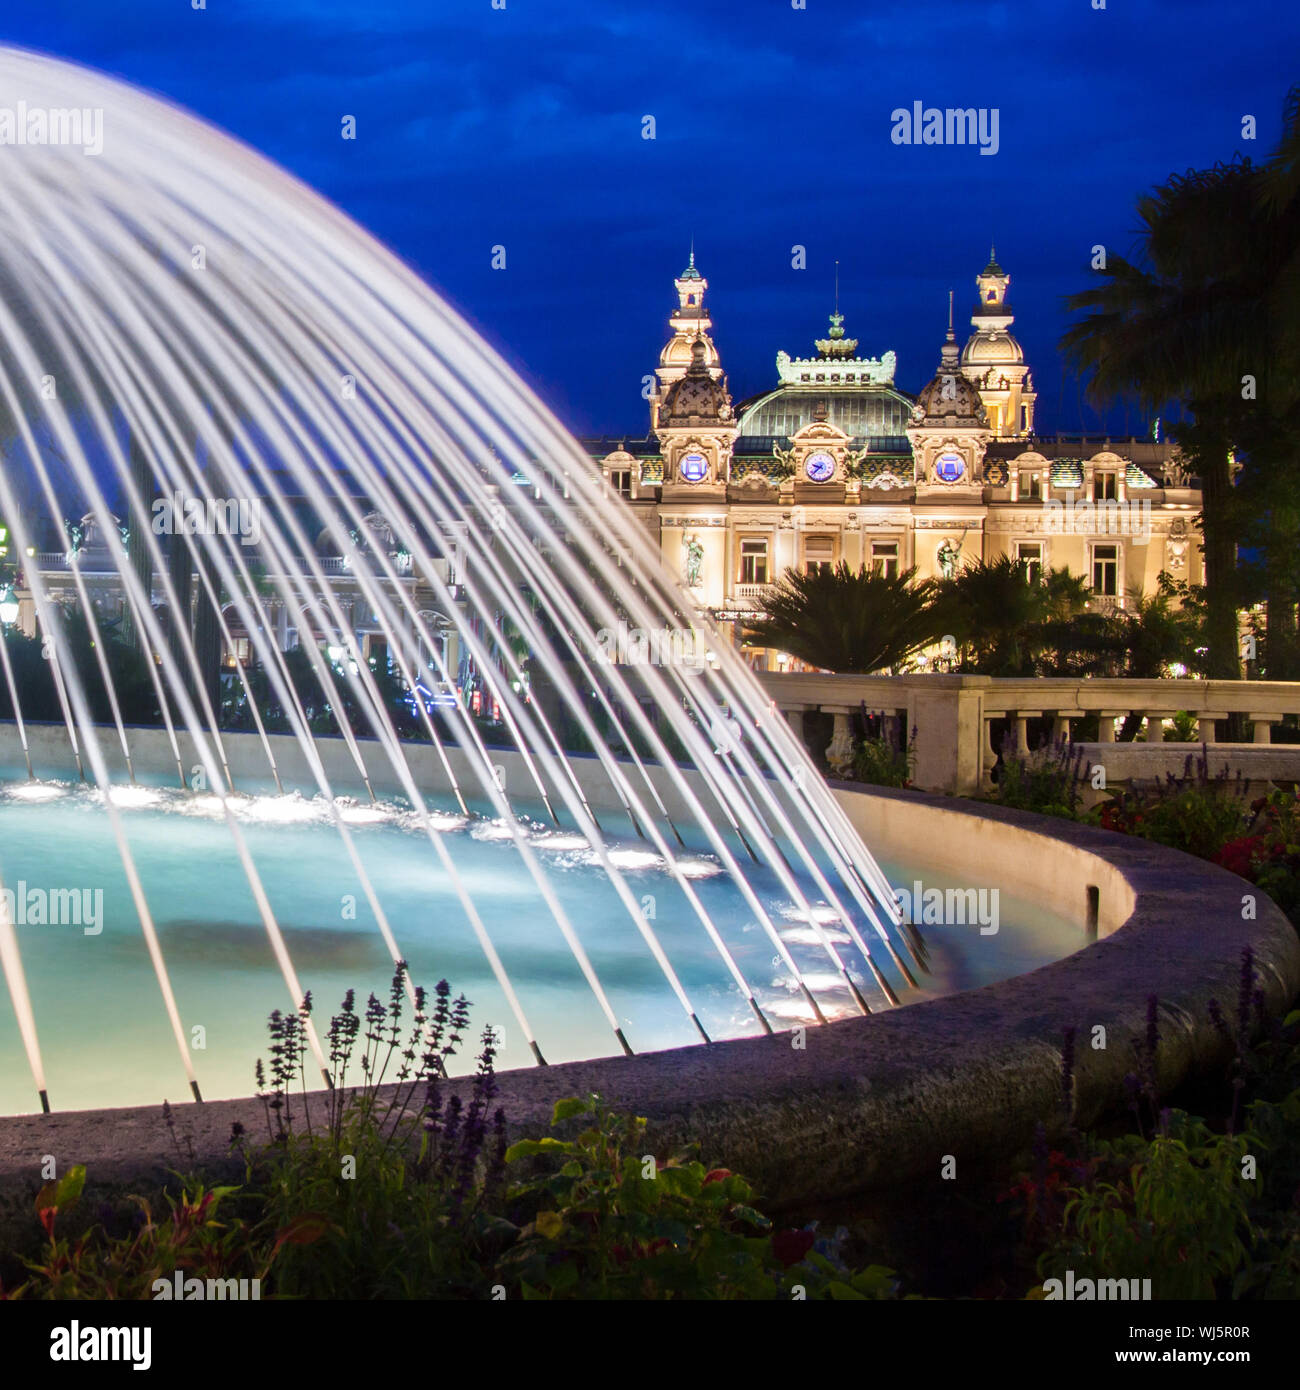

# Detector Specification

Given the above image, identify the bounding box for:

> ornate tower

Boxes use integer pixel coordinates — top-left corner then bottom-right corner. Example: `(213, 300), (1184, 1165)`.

(655, 336), (737, 501)
(650, 252), (722, 432)
(960, 247), (1036, 438)
(908, 300), (992, 503)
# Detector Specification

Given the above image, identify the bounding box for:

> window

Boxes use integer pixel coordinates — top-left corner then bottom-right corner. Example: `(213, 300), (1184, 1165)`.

(871, 541), (899, 579)
(609, 469), (632, 498)
(1018, 469), (1041, 500)
(804, 535), (835, 574)
(1094, 471), (1117, 501)
(1092, 543), (1119, 596)
(1016, 542), (1043, 584)
(739, 537), (769, 585)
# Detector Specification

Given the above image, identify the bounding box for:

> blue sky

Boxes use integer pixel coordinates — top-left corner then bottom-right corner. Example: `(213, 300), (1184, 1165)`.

(3, 0), (1296, 437)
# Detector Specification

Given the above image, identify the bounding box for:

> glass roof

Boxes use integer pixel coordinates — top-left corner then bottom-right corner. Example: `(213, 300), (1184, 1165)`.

(737, 385), (914, 440)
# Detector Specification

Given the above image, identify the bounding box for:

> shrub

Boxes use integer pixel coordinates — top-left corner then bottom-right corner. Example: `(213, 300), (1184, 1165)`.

(1212, 791), (1300, 926)
(3, 1166), (275, 1301)
(1090, 748), (1249, 861)
(239, 966), (511, 1299)
(1035, 1116), (1256, 1300)
(852, 728), (916, 788)
(495, 1094), (901, 1300)
(993, 736), (1087, 819)
(4, 972), (905, 1301)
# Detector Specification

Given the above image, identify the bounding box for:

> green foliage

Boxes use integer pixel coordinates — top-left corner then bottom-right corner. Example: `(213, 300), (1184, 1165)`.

(931, 556), (1090, 676)
(497, 1094), (900, 1300)
(993, 738), (1087, 819)
(4, 976), (904, 1300)
(238, 967), (511, 1298)
(744, 562), (942, 674)
(1165, 709), (1199, 741)
(1060, 88), (1300, 679)
(1014, 960), (1300, 1301)
(9, 1171), (274, 1301)
(1090, 749), (1250, 860)
(0, 612), (160, 725)
(852, 729), (915, 788)
(1211, 790), (1300, 924)
(1036, 1116), (1256, 1300)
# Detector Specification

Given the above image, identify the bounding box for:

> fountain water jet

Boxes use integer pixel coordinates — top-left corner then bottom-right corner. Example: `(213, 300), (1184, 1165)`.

(0, 48), (916, 1110)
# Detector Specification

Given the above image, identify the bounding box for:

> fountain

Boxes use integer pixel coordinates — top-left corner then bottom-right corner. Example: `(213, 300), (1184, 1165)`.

(0, 50), (1102, 1119)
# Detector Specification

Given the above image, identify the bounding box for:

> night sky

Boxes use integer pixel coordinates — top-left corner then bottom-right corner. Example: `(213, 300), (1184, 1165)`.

(2, 1), (1296, 440)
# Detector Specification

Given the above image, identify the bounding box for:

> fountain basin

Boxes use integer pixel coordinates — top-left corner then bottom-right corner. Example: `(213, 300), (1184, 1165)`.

(1, 782), (1293, 1208)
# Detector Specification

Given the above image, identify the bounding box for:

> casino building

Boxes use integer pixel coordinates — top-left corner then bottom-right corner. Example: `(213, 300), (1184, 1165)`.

(583, 252), (1203, 669)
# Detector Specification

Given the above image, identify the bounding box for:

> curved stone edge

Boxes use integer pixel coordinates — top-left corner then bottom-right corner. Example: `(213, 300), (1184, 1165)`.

(0, 787), (1296, 1212)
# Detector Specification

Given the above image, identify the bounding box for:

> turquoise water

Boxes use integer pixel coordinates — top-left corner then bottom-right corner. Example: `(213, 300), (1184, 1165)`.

(0, 779), (1087, 1114)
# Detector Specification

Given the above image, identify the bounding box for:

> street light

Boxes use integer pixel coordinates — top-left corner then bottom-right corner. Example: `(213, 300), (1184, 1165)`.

(0, 587), (19, 626)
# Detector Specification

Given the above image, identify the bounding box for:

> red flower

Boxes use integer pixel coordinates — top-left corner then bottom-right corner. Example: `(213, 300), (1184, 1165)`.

(1213, 835), (1265, 879)
(772, 1228), (816, 1267)
(703, 1168), (732, 1185)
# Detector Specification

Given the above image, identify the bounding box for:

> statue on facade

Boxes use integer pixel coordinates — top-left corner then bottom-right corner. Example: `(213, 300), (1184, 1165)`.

(936, 534), (964, 579)
(684, 533), (704, 588)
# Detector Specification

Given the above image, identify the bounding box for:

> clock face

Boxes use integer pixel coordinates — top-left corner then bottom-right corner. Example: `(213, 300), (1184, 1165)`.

(805, 451), (836, 482)
(678, 451), (708, 483)
(935, 451), (966, 483)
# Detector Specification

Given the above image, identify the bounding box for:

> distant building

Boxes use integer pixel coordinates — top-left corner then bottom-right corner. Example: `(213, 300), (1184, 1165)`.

(584, 252), (1203, 668)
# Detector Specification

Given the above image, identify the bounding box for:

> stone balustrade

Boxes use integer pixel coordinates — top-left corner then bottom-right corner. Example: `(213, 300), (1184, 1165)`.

(756, 673), (1300, 795)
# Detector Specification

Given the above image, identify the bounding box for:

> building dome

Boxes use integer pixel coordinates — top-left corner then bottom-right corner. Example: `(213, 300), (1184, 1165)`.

(961, 330), (1024, 367)
(659, 332), (720, 373)
(658, 338), (731, 424)
(914, 334), (987, 425)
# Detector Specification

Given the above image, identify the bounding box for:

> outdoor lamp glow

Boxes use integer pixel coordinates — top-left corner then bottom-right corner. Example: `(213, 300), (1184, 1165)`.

(0, 588), (19, 625)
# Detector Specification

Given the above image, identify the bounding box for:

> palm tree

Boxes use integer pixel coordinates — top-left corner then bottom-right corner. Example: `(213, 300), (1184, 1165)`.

(1061, 87), (1300, 681)
(929, 555), (1090, 675)
(744, 562), (942, 673)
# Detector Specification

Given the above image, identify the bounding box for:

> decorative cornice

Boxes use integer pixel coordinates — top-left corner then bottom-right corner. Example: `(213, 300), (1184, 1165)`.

(775, 349), (897, 386)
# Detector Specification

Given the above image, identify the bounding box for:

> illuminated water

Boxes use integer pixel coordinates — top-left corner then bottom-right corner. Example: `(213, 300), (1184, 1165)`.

(0, 777), (1085, 1114)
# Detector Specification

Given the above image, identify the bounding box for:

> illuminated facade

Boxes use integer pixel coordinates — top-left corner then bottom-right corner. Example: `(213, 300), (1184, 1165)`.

(585, 253), (1204, 667)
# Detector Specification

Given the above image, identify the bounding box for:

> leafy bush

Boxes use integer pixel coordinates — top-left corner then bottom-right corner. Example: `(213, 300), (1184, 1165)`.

(993, 736), (1087, 818)
(852, 729), (916, 788)
(1213, 790), (1300, 925)
(239, 966), (512, 1299)
(1090, 748), (1249, 860)
(1164, 709), (1199, 741)
(3, 1166), (276, 1301)
(1035, 1116), (1256, 1300)
(1011, 955), (1300, 1300)
(498, 1094), (900, 1300)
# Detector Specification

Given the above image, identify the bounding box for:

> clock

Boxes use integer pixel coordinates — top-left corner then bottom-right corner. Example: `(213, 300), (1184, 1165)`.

(679, 451), (708, 483)
(935, 451), (966, 483)
(804, 451), (836, 482)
